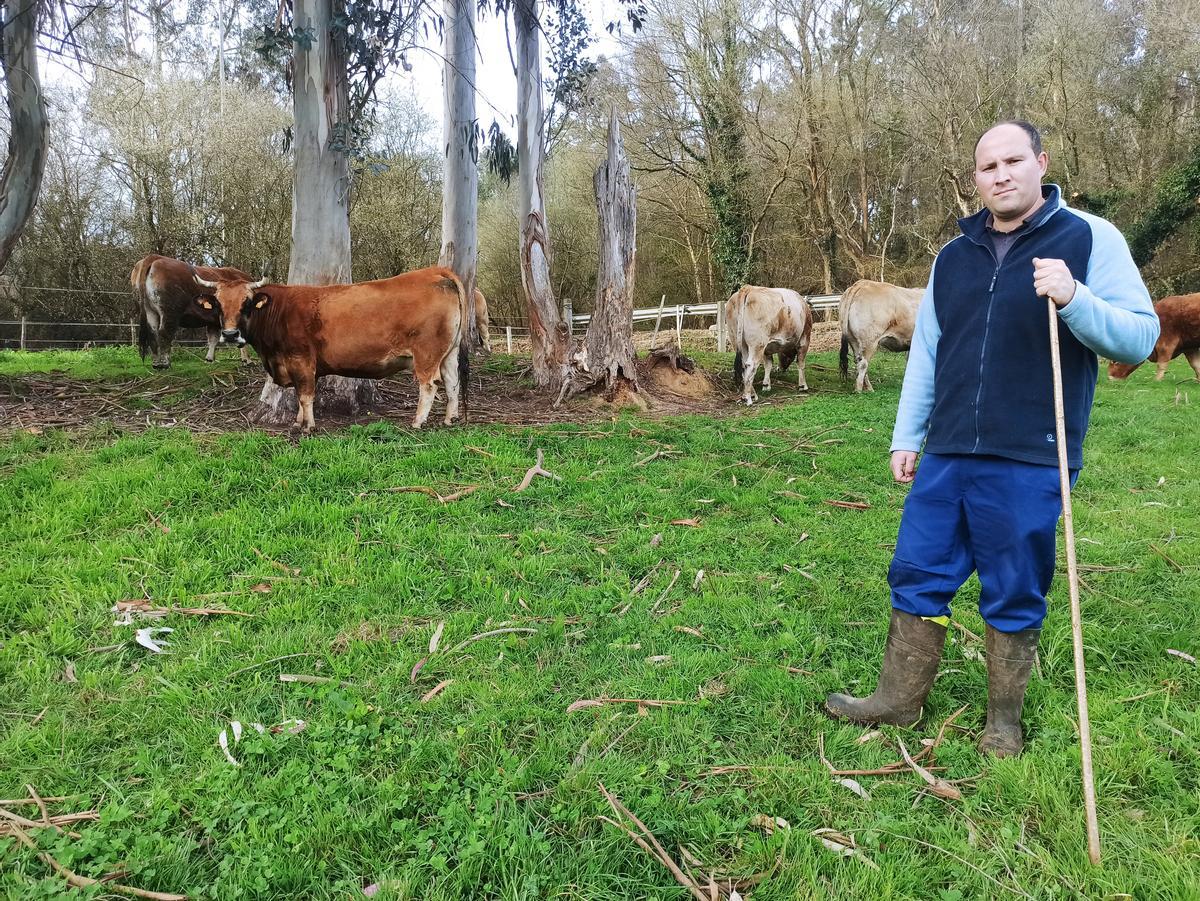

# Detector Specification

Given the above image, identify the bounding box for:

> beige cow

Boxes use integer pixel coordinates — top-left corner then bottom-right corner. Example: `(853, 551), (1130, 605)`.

(838, 279), (925, 392)
(726, 285), (813, 405)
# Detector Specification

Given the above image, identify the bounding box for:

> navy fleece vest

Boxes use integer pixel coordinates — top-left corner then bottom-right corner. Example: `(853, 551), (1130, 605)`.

(925, 199), (1095, 469)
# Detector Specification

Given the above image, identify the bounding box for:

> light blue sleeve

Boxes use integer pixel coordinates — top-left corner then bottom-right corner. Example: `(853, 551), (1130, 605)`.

(1058, 210), (1160, 363)
(890, 263), (941, 453)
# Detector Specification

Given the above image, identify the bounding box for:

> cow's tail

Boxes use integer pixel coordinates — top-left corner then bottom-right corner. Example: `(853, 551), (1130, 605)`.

(455, 276), (470, 420)
(837, 281), (859, 381)
(131, 256), (153, 360)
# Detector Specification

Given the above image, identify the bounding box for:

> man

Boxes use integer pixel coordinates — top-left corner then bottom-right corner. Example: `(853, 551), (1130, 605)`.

(825, 121), (1159, 757)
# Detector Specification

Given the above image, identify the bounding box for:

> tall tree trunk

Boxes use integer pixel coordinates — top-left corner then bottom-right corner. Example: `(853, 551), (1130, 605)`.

(439, 0), (479, 350)
(0, 0), (48, 273)
(582, 109), (638, 391)
(515, 0), (566, 389)
(255, 0), (372, 426)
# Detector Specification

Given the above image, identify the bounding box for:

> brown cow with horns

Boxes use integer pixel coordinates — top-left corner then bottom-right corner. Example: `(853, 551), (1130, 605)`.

(193, 267), (469, 432)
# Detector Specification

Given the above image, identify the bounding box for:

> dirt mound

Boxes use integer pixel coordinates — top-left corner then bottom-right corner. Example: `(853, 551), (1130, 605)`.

(639, 349), (719, 400)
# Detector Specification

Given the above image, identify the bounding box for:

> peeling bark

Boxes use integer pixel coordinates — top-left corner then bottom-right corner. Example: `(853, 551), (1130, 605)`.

(556, 110), (637, 407)
(0, 0), (49, 274)
(516, 0), (566, 389)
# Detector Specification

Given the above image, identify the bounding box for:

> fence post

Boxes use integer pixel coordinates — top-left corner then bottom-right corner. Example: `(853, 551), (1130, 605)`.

(563, 297), (573, 338)
(19, 316), (26, 350)
(506, 326), (513, 354)
(717, 297), (727, 353)
(650, 293), (667, 345)
(676, 303), (684, 343)
(130, 319), (137, 346)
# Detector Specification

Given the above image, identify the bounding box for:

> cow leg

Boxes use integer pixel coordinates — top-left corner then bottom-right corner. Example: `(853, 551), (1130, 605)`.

(291, 372), (317, 433)
(154, 325), (177, 369)
(795, 343), (810, 392)
(741, 352), (760, 405)
(1185, 349), (1200, 381)
(762, 355), (774, 393)
(204, 326), (219, 363)
(857, 344), (875, 392)
(412, 380), (439, 428)
(410, 352), (442, 428)
(440, 349), (462, 425)
(1155, 359), (1170, 380)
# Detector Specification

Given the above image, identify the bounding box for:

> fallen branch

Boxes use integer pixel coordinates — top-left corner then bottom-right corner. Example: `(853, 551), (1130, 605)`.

(278, 674), (353, 687)
(598, 783), (710, 901)
(897, 739), (962, 800)
(1150, 543), (1185, 572)
(649, 569), (682, 616)
(114, 600), (253, 619)
(5, 819), (187, 900)
(252, 546), (300, 575)
(359, 484), (478, 503)
(567, 698), (690, 713)
(445, 627), (538, 655)
(514, 449), (561, 492)
(824, 499), (871, 511)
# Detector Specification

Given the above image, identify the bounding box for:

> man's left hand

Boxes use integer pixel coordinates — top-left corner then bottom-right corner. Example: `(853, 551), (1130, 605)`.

(1032, 257), (1077, 308)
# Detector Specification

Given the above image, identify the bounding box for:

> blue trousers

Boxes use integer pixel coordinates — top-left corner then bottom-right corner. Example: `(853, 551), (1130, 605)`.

(888, 453), (1075, 633)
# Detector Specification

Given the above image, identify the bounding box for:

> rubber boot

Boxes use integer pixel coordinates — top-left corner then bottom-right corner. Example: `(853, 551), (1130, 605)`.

(825, 609), (947, 726)
(977, 625), (1040, 758)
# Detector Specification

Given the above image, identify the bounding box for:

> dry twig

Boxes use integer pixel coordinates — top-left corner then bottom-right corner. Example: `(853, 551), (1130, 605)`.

(514, 449), (560, 492)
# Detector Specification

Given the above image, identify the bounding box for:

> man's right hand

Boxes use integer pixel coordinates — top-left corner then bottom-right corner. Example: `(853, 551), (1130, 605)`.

(891, 450), (919, 483)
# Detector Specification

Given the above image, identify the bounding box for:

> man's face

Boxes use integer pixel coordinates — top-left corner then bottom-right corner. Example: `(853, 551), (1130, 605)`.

(973, 125), (1049, 226)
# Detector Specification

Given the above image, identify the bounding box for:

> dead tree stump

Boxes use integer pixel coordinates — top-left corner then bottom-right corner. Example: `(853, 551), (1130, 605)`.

(555, 108), (638, 407)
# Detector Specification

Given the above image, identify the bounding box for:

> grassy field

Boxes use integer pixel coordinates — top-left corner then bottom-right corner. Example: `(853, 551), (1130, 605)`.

(1, 347), (1198, 900)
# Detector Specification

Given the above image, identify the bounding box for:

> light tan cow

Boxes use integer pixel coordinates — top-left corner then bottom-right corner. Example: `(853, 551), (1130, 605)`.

(838, 279), (925, 392)
(726, 285), (813, 405)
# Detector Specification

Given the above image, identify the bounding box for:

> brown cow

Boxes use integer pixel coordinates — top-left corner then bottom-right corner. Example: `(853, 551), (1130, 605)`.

(132, 254), (251, 368)
(838, 279), (925, 393)
(1108, 293), (1200, 382)
(726, 285), (813, 405)
(195, 267), (469, 432)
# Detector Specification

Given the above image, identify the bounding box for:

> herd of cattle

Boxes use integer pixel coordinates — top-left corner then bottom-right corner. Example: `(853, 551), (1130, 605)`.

(131, 253), (1200, 431)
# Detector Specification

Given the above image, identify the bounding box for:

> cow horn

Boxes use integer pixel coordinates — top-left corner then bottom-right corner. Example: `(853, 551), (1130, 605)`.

(193, 270), (219, 289)
(247, 277), (268, 290)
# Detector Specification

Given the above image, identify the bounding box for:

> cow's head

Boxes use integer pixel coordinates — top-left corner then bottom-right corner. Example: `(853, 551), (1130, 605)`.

(1107, 359), (1141, 380)
(194, 272), (269, 345)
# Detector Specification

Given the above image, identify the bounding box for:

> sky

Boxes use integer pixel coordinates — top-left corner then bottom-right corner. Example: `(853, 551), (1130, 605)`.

(399, 0), (627, 137)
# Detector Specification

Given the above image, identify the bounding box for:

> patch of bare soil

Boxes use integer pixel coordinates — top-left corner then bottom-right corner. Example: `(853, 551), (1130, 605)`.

(0, 343), (824, 438)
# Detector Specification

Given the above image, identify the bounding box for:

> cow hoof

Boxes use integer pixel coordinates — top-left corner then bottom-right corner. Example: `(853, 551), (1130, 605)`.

(743, 397), (754, 406)
(153, 362), (170, 370)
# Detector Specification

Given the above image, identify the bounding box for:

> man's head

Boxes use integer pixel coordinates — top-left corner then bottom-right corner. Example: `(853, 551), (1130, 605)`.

(974, 120), (1049, 229)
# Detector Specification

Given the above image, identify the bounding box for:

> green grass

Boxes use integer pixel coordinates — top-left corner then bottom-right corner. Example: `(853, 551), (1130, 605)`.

(1, 349), (1198, 899)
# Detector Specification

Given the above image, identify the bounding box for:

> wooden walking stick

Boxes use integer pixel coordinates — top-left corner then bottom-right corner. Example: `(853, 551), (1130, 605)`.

(1047, 297), (1102, 865)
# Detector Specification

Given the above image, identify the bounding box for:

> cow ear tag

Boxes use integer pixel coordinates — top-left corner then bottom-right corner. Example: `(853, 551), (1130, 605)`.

(255, 298), (267, 309)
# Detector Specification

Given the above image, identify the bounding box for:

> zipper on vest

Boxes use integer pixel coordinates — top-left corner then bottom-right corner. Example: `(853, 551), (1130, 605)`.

(972, 259), (1001, 453)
